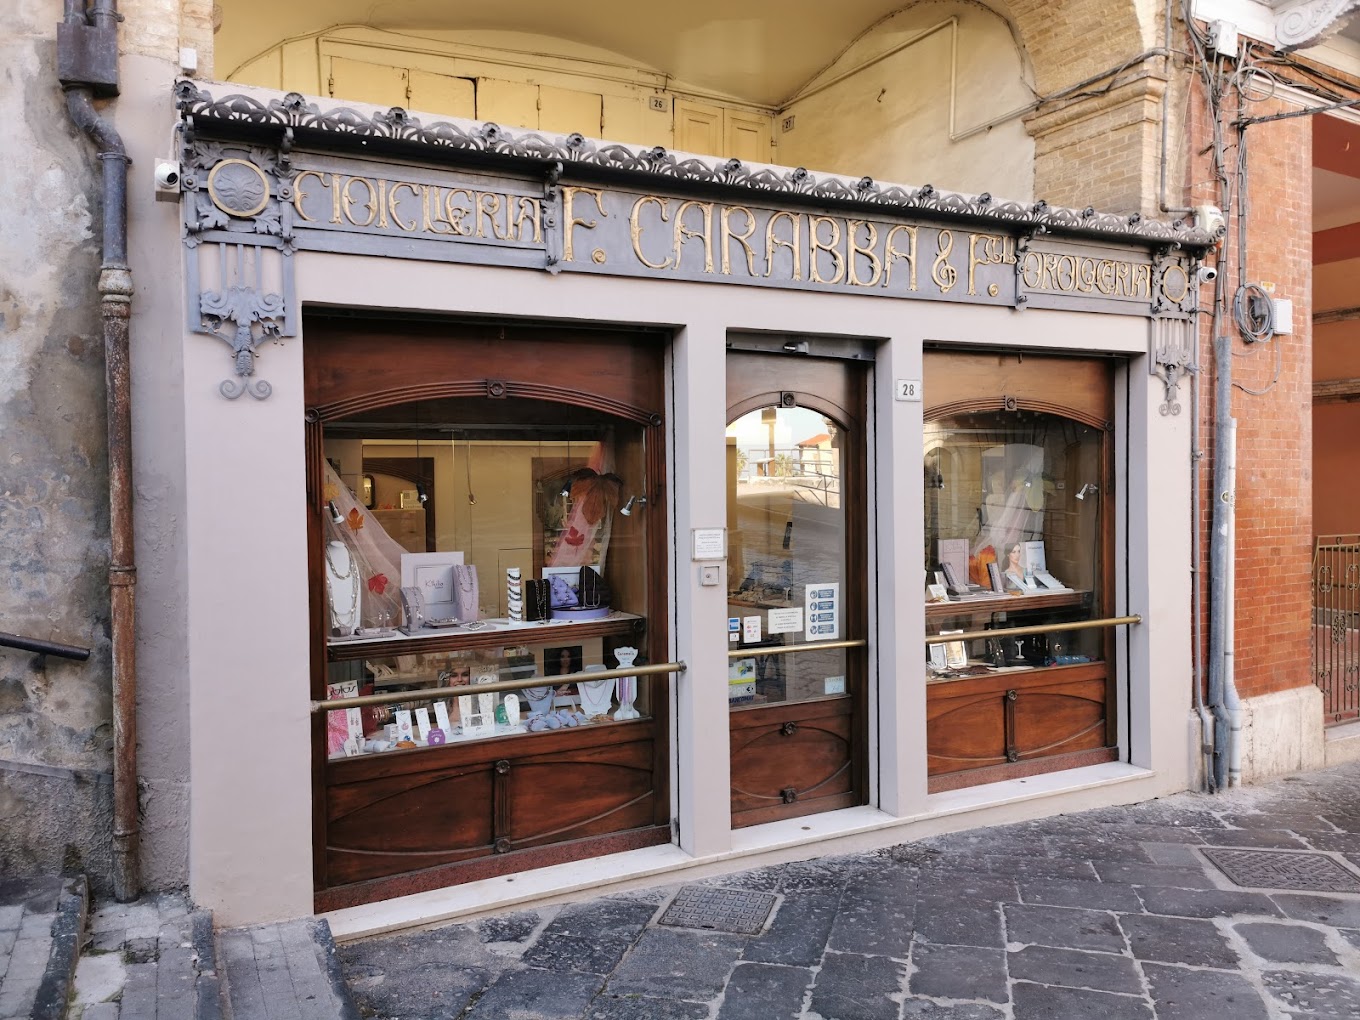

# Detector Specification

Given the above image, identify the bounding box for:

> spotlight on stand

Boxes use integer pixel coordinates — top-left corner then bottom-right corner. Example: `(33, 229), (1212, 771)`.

(1075, 483), (1099, 501)
(620, 495), (648, 516)
(327, 500), (344, 524)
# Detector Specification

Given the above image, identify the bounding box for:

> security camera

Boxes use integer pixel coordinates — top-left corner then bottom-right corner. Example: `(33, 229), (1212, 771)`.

(153, 160), (182, 201)
(1197, 265), (1218, 284)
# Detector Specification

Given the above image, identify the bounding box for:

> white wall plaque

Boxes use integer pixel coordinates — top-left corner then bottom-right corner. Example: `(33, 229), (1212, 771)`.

(692, 528), (727, 560)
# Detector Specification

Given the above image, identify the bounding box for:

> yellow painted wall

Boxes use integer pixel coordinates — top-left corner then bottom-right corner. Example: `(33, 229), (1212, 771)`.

(775, 5), (1035, 199)
(226, 8), (1034, 193)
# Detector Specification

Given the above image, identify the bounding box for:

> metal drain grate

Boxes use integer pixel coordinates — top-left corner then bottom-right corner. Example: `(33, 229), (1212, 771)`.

(1202, 848), (1360, 893)
(657, 885), (777, 935)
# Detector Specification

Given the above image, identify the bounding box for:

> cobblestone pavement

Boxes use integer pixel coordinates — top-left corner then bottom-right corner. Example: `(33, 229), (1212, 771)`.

(338, 761), (1360, 1019)
(70, 892), (218, 1020)
(0, 876), (63, 1020)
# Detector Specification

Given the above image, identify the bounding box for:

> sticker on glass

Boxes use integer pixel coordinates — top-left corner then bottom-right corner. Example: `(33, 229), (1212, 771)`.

(803, 583), (840, 640)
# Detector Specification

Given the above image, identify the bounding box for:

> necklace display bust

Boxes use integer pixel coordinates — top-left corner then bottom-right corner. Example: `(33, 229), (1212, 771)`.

(578, 665), (616, 718)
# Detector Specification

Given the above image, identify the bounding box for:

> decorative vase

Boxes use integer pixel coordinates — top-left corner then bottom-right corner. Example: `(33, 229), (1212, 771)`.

(613, 646), (640, 720)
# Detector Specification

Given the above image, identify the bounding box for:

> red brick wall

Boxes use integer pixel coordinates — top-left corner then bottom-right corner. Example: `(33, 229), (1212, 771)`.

(1187, 85), (1314, 700)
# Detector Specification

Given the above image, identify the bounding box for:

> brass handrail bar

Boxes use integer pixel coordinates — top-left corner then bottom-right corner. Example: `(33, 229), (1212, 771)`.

(925, 614), (1141, 646)
(313, 660), (686, 713)
(728, 638), (867, 659)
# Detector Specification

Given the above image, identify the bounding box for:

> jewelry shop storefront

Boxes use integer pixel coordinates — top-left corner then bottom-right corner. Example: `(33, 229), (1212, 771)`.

(172, 81), (1211, 930)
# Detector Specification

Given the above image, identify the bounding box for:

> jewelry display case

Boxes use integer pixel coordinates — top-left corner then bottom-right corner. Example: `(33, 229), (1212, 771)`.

(305, 318), (670, 908)
(923, 350), (1118, 790)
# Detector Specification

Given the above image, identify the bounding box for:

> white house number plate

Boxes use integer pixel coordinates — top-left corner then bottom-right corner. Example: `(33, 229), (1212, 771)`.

(895, 379), (922, 401)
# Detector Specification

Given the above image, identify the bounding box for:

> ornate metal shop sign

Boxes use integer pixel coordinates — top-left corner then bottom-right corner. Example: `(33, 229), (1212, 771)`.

(176, 82), (1213, 400)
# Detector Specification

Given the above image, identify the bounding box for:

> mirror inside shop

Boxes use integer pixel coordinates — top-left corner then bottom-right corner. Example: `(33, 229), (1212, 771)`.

(321, 397), (653, 758)
(923, 408), (1106, 677)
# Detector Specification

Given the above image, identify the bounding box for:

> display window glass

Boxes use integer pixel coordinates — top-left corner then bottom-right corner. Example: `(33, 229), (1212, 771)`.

(921, 348), (1119, 788)
(319, 396), (654, 758)
(924, 407), (1106, 674)
(726, 404), (849, 707)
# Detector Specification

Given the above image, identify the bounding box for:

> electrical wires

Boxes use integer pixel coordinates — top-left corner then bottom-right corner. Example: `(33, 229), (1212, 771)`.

(1232, 282), (1275, 343)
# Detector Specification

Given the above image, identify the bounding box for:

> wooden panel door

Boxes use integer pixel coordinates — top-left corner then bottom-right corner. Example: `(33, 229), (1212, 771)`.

(407, 70), (475, 118)
(674, 99), (724, 156)
(329, 56), (408, 106)
(726, 110), (773, 163)
(539, 86), (603, 136)
(476, 78), (540, 130)
(726, 350), (869, 826)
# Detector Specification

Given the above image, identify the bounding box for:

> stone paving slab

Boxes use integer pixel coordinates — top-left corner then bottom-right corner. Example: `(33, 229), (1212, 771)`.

(0, 875), (83, 1020)
(335, 761), (1360, 1019)
(70, 891), (220, 1020)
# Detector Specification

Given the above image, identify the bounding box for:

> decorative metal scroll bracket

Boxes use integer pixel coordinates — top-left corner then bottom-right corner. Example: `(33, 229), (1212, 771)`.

(1149, 244), (1191, 319)
(1150, 317), (1195, 416)
(1276, 0), (1360, 51)
(180, 133), (299, 400)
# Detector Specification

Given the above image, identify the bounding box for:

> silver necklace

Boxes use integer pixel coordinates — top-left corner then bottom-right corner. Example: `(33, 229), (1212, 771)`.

(325, 545), (359, 629)
(325, 544), (354, 580)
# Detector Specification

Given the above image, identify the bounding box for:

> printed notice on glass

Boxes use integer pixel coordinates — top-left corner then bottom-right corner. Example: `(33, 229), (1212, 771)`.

(804, 582), (840, 641)
(767, 607), (804, 635)
(742, 616), (762, 642)
(692, 528), (727, 561)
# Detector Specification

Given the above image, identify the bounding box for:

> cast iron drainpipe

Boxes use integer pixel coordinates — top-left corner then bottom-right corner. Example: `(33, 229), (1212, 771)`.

(63, 0), (140, 901)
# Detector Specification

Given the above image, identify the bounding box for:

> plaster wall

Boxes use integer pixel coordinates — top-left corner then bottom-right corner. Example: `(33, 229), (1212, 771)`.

(176, 224), (1192, 920)
(776, 4), (1036, 200)
(1, 0), (114, 888)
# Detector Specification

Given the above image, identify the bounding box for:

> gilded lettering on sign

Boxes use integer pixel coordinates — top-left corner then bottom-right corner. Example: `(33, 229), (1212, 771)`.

(630, 195), (673, 269)
(931, 230), (958, 294)
(290, 167), (544, 244)
(765, 211), (803, 281)
(673, 201), (715, 274)
(720, 206), (758, 277)
(883, 225), (918, 291)
(1018, 250), (1160, 301)
(967, 234), (1013, 296)
(562, 186), (606, 263)
(809, 216), (845, 285)
(847, 220), (882, 288)
(269, 158), (1185, 312)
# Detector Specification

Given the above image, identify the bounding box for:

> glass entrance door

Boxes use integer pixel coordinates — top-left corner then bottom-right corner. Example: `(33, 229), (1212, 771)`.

(725, 350), (868, 826)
